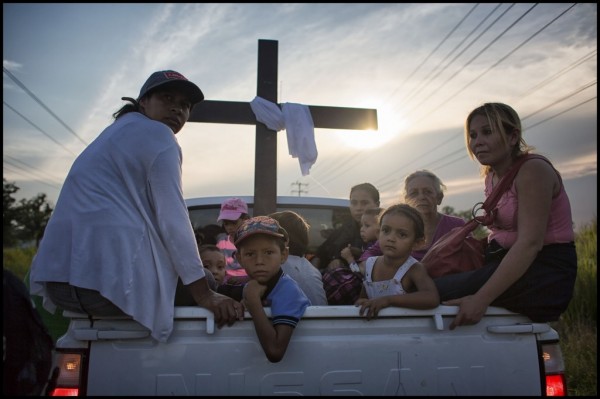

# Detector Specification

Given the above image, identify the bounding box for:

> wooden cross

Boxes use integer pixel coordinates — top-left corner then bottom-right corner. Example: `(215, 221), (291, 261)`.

(189, 39), (377, 215)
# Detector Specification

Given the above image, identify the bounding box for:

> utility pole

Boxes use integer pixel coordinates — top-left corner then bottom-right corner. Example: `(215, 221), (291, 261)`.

(291, 181), (309, 197)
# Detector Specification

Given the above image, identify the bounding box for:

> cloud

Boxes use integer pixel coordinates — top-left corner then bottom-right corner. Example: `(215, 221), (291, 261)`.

(3, 59), (22, 70)
(558, 152), (598, 179)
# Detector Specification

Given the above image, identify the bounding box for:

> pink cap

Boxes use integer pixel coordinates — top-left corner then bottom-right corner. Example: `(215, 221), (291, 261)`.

(217, 198), (249, 222)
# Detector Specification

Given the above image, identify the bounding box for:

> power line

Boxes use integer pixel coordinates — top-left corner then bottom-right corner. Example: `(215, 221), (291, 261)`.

(317, 4), (485, 186)
(373, 131), (462, 189)
(3, 163), (62, 191)
(314, 4), (517, 188)
(4, 101), (79, 157)
(377, 146), (469, 193)
(407, 3), (538, 119)
(378, 86), (597, 194)
(402, 95), (598, 179)
(414, 3), (576, 125)
(514, 49), (597, 104)
(522, 80), (596, 121)
(3, 155), (63, 189)
(316, 149), (368, 187)
(382, 3), (480, 107)
(399, 3), (507, 109)
(524, 96), (597, 131)
(3, 66), (89, 146)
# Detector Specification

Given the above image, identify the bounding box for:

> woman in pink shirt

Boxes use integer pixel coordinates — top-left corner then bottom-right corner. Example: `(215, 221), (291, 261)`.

(435, 103), (577, 330)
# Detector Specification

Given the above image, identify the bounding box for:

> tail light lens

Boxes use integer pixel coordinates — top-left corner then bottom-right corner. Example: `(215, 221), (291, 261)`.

(542, 342), (567, 396)
(48, 350), (86, 396)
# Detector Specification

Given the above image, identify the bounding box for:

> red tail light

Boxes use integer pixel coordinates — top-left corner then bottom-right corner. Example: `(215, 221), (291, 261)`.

(546, 374), (566, 396)
(50, 387), (79, 396)
(542, 342), (567, 396)
(48, 351), (84, 396)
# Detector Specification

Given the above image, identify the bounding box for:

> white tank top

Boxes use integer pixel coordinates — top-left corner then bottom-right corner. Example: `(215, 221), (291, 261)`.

(363, 256), (417, 299)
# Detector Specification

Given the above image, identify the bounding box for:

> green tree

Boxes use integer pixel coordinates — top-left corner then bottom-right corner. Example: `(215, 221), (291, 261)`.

(14, 194), (53, 247)
(441, 205), (489, 239)
(3, 178), (20, 247)
(3, 179), (53, 247)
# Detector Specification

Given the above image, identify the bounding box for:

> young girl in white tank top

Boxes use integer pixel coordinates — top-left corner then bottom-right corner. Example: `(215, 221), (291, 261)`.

(356, 204), (440, 320)
(363, 255), (418, 297)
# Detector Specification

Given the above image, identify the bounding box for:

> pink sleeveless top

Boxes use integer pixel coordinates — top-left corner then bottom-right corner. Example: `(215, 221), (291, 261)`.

(486, 156), (575, 249)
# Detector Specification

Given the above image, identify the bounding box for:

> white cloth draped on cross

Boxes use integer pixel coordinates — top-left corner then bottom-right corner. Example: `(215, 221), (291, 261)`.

(249, 96), (317, 176)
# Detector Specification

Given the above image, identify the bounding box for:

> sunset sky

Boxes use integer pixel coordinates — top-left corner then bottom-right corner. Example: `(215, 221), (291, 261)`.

(3, 3), (597, 229)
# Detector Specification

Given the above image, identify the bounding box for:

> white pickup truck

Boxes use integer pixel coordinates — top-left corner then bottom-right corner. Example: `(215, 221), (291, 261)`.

(47, 196), (568, 396)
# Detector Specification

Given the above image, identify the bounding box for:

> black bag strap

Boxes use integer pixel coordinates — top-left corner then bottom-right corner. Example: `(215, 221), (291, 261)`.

(472, 154), (544, 225)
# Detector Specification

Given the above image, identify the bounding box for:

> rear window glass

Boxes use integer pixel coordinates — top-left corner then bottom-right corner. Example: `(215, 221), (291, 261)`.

(188, 203), (351, 256)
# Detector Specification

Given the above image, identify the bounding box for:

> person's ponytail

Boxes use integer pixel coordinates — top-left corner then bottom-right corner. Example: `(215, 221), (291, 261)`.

(112, 97), (140, 119)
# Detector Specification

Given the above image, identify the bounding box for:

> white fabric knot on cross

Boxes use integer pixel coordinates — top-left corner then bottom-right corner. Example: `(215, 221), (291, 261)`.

(250, 96), (317, 176)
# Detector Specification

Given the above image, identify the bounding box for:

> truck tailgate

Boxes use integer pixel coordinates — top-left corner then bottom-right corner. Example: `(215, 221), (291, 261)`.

(75, 306), (543, 395)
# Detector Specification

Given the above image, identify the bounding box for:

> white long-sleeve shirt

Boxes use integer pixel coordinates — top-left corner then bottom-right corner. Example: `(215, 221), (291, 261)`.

(29, 112), (205, 342)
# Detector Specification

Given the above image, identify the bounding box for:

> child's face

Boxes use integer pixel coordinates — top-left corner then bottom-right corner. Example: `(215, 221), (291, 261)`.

(236, 235), (288, 284)
(223, 218), (245, 236)
(200, 250), (226, 285)
(360, 214), (379, 243)
(378, 213), (424, 259)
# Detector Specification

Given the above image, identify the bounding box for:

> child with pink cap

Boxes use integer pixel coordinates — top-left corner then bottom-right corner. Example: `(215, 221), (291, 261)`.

(216, 198), (251, 285)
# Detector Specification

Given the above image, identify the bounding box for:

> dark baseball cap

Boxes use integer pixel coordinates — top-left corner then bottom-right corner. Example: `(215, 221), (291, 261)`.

(233, 216), (288, 247)
(137, 70), (204, 105)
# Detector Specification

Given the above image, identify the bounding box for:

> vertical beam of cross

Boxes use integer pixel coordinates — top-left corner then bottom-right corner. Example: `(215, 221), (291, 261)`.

(254, 40), (278, 215)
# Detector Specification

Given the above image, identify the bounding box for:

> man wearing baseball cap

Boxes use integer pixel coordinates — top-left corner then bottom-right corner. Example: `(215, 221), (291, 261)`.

(30, 70), (244, 344)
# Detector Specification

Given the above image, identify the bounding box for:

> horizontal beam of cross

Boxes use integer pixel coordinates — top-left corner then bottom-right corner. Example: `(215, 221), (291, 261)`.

(190, 100), (378, 130)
